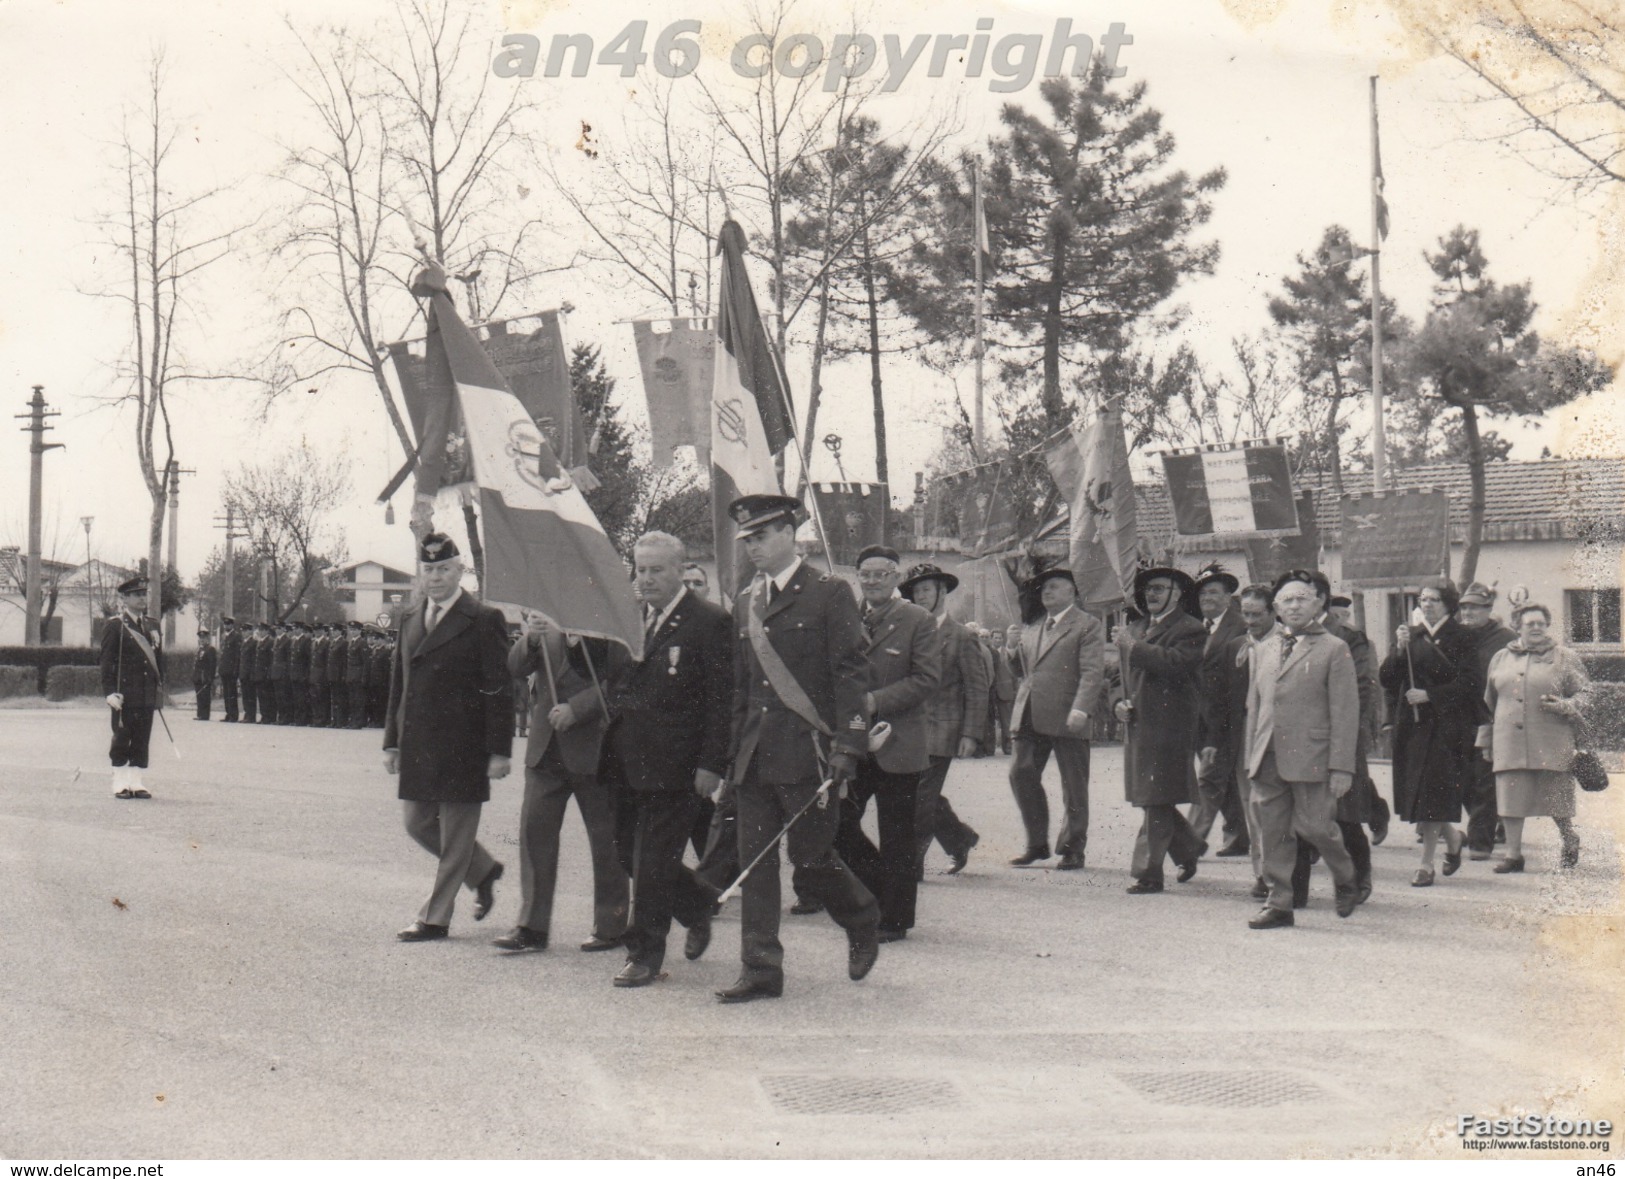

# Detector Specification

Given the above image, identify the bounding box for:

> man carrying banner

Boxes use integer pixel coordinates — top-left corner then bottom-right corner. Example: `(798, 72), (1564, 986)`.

(100, 575), (165, 800)
(384, 533), (512, 942)
(718, 494), (881, 1004)
(902, 562), (990, 876)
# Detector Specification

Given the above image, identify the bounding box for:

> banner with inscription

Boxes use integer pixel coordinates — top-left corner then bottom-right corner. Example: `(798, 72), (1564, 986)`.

(1160, 441), (1298, 540)
(632, 318), (716, 468)
(1245, 489), (1321, 583)
(810, 482), (887, 568)
(1339, 489), (1451, 587)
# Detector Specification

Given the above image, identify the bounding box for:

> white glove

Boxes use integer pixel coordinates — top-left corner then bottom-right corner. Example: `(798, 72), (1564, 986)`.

(106, 693), (124, 710)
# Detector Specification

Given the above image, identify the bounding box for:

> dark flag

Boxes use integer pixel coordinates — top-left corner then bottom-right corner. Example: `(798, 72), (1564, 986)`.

(1245, 490), (1320, 583)
(632, 317), (716, 468)
(950, 460), (1018, 559)
(1340, 489), (1451, 587)
(810, 482), (887, 567)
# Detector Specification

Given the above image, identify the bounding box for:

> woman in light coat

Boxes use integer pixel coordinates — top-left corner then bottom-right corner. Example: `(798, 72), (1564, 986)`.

(1478, 603), (1589, 872)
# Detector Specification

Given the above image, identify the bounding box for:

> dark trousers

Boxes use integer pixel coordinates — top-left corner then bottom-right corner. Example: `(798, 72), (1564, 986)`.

(1293, 821), (1372, 899)
(310, 683), (329, 726)
(194, 684), (212, 720)
(515, 747), (628, 940)
(822, 760), (921, 933)
(258, 680), (278, 723)
(1009, 725), (1091, 857)
(1189, 744), (1245, 846)
(735, 764), (879, 979)
(914, 754), (978, 870)
(696, 783), (740, 891)
(330, 685), (347, 728)
(239, 677), (257, 724)
(1130, 803), (1205, 884)
(995, 700), (1014, 752)
(222, 679), (238, 722)
(273, 681), (293, 723)
(348, 683), (368, 727)
(614, 787), (718, 971)
(109, 707), (156, 768)
(1465, 752), (1499, 853)
(370, 685), (388, 727)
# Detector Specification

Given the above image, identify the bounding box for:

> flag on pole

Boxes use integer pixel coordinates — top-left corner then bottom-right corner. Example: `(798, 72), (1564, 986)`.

(408, 260), (643, 657)
(973, 163), (991, 268)
(1160, 440), (1299, 540)
(711, 219), (795, 594)
(632, 318), (716, 468)
(1043, 406), (1138, 608)
(810, 481), (887, 567)
(1372, 76), (1390, 242)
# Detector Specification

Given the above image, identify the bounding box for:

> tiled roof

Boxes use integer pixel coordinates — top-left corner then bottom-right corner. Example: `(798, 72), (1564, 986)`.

(1123, 458), (1625, 550)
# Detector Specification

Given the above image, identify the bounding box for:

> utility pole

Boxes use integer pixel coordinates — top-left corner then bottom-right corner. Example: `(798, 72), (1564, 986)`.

(80, 516), (94, 644)
(16, 386), (64, 647)
(213, 502), (249, 622)
(1369, 76), (1388, 494)
(163, 459), (197, 646)
(971, 159), (987, 459)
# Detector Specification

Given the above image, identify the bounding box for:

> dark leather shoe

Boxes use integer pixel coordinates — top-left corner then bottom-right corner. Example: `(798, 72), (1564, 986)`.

(397, 921), (449, 942)
(1056, 853), (1085, 870)
(493, 926), (548, 952)
(716, 975), (783, 1003)
(1334, 884), (1358, 918)
(876, 927), (907, 944)
(1442, 846), (1463, 877)
(580, 934), (623, 952)
(683, 915), (712, 961)
(788, 897), (825, 916)
(1355, 874), (1373, 905)
(1250, 876), (1269, 900)
(1176, 858), (1199, 884)
(1126, 879), (1164, 894)
(473, 862), (503, 922)
(1248, 907), (1294, 930)
(1009, 846), (1051, 867)
(1370, 821), (1388, 846)
(613, 961), (660, 988)
(1492, 855), (1525, 874)
(1215, 839), (1249, 857)
(945, 831), (980, 875)
(848, 925), (880, 980)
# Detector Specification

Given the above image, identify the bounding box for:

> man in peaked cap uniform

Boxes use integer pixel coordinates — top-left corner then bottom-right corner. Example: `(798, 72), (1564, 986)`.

(270, 623), (293, 724)
(367, 628), (392, 726)
(253, 622), (277, 723)
(384, 532), (513, 941)
(194, 629), (218, 720)
(1190, 564), (1250, 857)
(238, 623), (260, 724)
(308, 623), (331, 727)
(288, 622), (311, 725)
(1006, 566), (1106, 870)
(217, 617), (241, 722)
(100, 576), (165, 799)
(1118, 565), (1208, 894)
(901, 562), (990, 876)
(328, 620), (350, 728)
(718, 494), (881, 1003)
(346, 621), (370, 728)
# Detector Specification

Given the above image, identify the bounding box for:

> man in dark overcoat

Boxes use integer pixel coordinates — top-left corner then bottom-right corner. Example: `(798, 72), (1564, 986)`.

(217, 617), (241, 722)
(1189, 564), (1249, 856)
(1117, 566), (1208, 894)
(100, 576), (166, 799)
(719, 494), (880, 1004)
(1457, 582), (1515, 859)
(599, 531), (733, 987)
(193, 629), (218, 720)
(383, 533), (513, 941)
(367, 629), (392, 726)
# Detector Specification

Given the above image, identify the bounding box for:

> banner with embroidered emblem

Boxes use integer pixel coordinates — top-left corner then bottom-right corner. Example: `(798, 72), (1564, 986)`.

(1339, 488), (1451, 587)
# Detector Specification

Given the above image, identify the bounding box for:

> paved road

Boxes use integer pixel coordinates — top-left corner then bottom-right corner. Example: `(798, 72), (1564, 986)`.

(2, 706), (1621, 1159)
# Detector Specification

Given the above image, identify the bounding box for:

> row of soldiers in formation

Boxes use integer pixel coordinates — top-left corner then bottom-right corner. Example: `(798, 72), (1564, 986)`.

(194, 618), (394, 728)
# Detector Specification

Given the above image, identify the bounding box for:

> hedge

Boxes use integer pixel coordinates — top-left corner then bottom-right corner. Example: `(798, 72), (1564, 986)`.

(1586, 683), (1625, 752)
(46, 666), (103, 701)
(1582, 653), (1625, 683)
(0, 666), (34, 699)
(0, 646), (196, 695)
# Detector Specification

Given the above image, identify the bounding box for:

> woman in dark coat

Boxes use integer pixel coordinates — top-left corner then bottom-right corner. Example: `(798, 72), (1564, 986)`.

(1379, 578), (1481, 887)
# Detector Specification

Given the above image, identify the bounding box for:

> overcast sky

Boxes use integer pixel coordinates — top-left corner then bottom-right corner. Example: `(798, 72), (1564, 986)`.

(2, 0), (1620, 582)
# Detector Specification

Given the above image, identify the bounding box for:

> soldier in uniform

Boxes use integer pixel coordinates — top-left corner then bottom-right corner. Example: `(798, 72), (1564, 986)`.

(308, 623), (330, 727)
(717, 494), (881, 1004)
(269, 623), (291, 723)
(367, 628), (392, 727)
(194, 629), (218, 720)
(289, 622), (312, 726)
(328, 621), (349, 728)
(253, 623), (277, 724)
(347, 621), (370, 729)
(217, 617), (241, 722)
(100, 576), (165, 799)
(238, 623), (260, 724)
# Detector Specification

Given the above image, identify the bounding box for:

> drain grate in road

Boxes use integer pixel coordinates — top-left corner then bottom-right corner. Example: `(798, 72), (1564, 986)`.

(761, 1074), (958, 1116)
(1117, 1070), (1323, 1108)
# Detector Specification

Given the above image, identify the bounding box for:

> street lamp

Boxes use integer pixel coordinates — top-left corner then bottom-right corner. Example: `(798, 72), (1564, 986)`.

(80, 516), (94, 643)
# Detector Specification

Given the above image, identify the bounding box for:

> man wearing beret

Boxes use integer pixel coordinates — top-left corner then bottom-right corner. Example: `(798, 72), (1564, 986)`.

(718, 494), (881, 1003)
(1006, 567), (1105, 870)
(821, 545), (940, 942)
(1190, 564), (1250, 858)
(901, 563), (990, 876)
(383, 533), (513, 942)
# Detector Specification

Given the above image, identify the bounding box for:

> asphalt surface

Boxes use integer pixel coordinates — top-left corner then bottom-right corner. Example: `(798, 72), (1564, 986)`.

(3, 704), (1622, 1159)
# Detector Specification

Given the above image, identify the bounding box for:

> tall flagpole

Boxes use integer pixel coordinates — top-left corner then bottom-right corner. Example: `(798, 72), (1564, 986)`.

(1369, 76), (1388, 494)
(972, 159), (986, 458)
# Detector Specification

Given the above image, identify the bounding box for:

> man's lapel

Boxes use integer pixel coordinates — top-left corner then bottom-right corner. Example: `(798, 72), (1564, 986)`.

(763, 566), (803, 623)
(864, 599), (899, 653)
(415, 595), (472, 660)
(1275, 629), (1314, 679)
(1036, 611), (1074, 662)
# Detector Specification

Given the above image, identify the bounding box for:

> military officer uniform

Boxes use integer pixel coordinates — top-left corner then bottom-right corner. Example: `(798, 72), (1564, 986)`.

(253, 624), (277, 723)
(308, 625), (330, 726)
(722, 495), (880, 1003)
(238, 625), (260, 724)
(367, 630), (392, 726)
(288, 623), (312, 725)
(328, 623), (350, 727)
(346, 623), (370, 728)
(217, 618), (241, 722)
(99, 576), (166, 799)
(194, 629), (218, 719)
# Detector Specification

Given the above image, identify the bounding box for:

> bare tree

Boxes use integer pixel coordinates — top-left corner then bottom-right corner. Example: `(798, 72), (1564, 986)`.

(94, 58), (243, 622)
(225, 444), (351, 622)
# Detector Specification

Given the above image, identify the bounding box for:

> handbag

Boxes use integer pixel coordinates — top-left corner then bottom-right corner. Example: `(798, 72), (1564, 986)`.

(1572, 749), (1610, 793)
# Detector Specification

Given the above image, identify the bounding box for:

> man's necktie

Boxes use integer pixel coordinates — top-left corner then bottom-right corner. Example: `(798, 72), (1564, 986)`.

(1206, 618), (1216, 634)
(644, 606), (660, 645)
(426, 602), (441, 634)
(1280, 631), (1297, 661)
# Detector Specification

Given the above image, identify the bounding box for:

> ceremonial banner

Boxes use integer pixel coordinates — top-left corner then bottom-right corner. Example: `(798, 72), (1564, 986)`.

(1160, 440), (1299, 540)
(942, 461), (1018, 559)
(711, 220), (796, 594)
(1339, 488), (1451, 587)
(943, 554), (1021, 634)
(632, 317), (716, 468)
(408, 261), (643, 657)
(1044, 407), (1138, 608)
(1245, 490), (1321, 584)
(810, 482), (887, 568)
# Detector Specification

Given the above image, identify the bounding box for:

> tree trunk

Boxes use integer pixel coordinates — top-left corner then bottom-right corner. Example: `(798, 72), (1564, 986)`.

(1042, 245), (1066, 424)
(1457, 401), (1486, 585)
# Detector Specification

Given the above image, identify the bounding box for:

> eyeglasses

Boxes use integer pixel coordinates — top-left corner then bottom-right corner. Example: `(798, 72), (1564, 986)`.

(856, 571), (896, 582)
